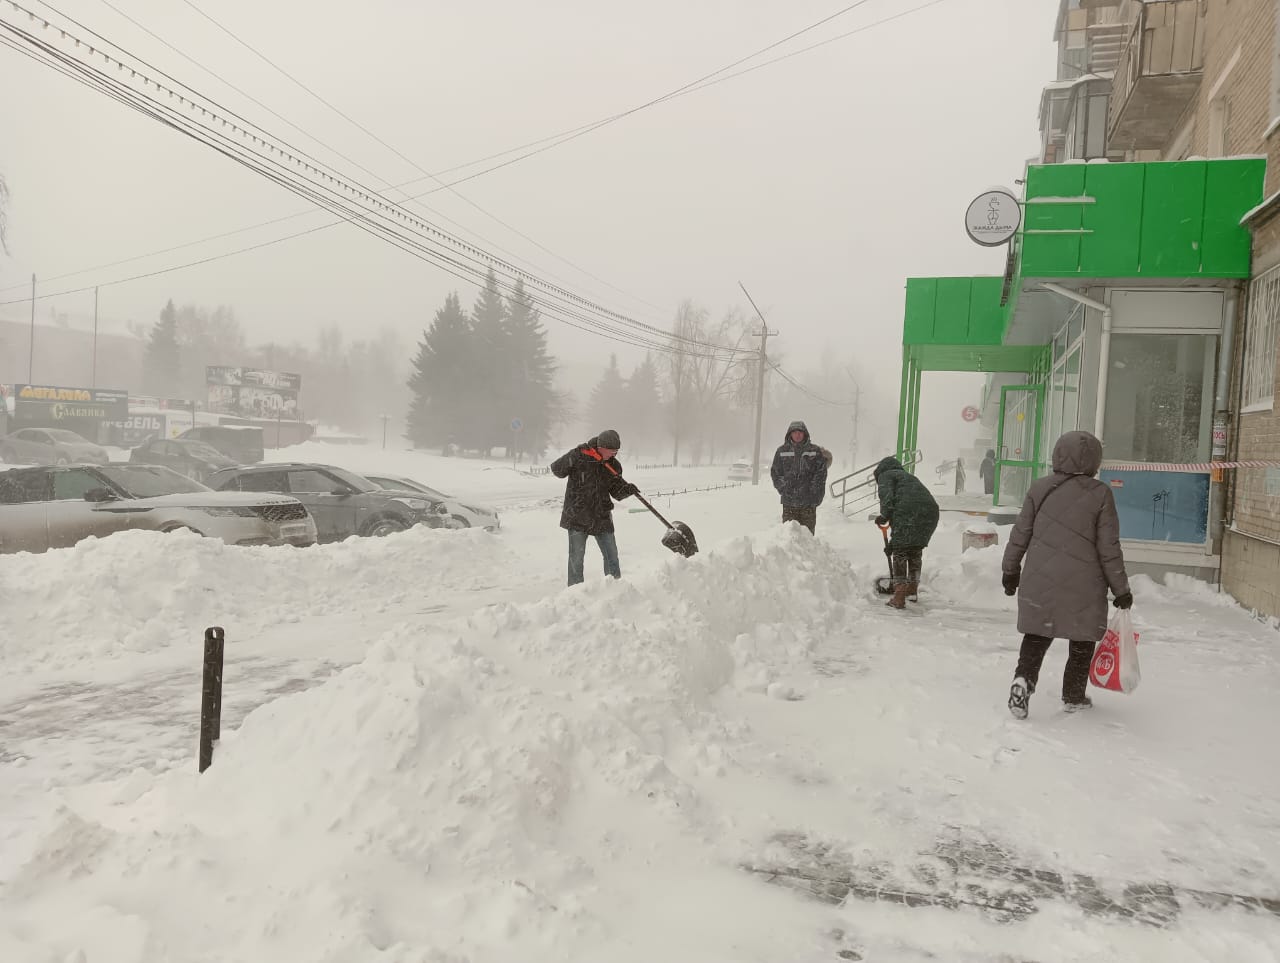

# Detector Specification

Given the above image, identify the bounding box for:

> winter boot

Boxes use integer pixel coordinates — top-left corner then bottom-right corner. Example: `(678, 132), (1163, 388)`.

(886, 582), (910, 609)
(1008, 677), (1031, 720)
(906, 582), (920, 604)
(1063, 695), (1094, 713)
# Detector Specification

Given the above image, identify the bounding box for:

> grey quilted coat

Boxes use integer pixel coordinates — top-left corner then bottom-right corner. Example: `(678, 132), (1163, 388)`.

(1002, 431), (1130, 642)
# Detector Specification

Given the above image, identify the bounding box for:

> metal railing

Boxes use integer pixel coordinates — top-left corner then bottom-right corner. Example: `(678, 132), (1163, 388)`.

(828, 450), (922, 517)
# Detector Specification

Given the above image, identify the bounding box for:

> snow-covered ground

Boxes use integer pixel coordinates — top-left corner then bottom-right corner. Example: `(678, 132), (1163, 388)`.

(2, 444), (1279, 962)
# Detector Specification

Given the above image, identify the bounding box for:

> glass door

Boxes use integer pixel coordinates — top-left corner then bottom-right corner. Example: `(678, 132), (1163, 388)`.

(995, 385), (1045, 506)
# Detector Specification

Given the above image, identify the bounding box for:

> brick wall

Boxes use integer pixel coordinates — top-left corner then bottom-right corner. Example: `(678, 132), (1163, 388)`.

(1172, 2), (1280, 616)
(1188, 0), (1276, 162)
(1223, 529), (1280, 616)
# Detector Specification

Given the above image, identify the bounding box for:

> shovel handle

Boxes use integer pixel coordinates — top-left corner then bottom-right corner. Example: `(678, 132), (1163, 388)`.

(593, 452), (676, 530)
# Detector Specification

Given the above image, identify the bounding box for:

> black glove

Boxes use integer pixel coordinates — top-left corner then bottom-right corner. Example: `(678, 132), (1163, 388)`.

(1113, 591), (1133, 610)
(622, 482), (640, 498)
(1002, 571), (1020, 596)
(874, 515), (889, 527)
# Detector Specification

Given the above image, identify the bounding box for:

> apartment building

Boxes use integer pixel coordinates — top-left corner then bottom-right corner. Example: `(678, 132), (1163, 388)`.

(894, 1), (1280, 611)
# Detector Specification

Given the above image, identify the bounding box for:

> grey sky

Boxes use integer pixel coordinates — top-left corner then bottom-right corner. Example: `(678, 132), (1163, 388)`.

(0, 0), (1055, 435)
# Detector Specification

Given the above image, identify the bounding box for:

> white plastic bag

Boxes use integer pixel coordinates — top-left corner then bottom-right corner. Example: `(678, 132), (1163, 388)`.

(1089, 609), (1141, 694)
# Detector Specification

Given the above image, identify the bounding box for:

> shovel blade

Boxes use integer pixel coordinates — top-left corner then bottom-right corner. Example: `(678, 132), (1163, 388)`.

(661, 521), (698, 557)
(875, 576), (895, 595)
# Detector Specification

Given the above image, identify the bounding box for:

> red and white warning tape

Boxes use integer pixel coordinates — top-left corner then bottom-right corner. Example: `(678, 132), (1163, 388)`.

(1100, 461), (1280, 473)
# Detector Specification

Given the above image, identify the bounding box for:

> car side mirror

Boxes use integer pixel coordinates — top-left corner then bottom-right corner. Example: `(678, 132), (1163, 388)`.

(331, 485), (354, 497)
(434, 503), (450, 514)
(83, 488), (115, 503)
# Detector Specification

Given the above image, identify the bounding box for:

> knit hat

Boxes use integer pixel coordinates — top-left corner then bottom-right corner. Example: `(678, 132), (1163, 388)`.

(597, 429), (621, 449)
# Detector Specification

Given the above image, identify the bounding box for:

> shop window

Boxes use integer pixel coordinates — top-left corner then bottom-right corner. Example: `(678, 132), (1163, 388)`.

(1243, 264), (1280, 411)
(1103, 334), (1214, 463)
(1098, 469), (1211, 544)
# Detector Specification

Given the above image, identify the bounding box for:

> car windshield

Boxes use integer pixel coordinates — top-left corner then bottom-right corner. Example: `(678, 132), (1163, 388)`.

(98, 465), (211, 497)
(323, 467), (379, 493)
(47, 429), (90, 443)
(382, 477), (450, 498)
(181, 442), (226, 460)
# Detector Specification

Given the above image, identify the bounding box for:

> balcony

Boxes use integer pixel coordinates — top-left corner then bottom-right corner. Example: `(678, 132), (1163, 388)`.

(1108, 0), (1205, 151)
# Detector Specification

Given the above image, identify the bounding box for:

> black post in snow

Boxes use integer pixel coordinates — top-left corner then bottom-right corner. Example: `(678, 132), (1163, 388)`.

(198, 626), (225, 773)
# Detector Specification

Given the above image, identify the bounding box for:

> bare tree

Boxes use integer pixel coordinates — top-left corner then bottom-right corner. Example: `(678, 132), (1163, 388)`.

(665, 300), (755, 465)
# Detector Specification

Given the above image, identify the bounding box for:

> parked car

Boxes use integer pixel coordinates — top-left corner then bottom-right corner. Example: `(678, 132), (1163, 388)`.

(0, 464), (316, 554)
(728, 460), (754, 481)
(209, 463), (446, 542)
(178, 425), (265, 464)
(0, 428), (110, 466)
(130, 437), (238, 481)
(362, 473), (500, 530)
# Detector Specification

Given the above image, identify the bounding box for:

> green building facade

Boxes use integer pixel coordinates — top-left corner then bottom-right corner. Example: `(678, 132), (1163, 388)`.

(899, 157), (1264, 580)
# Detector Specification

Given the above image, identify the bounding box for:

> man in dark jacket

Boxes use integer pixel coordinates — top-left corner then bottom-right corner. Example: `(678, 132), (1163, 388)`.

(979, 449), (996, 495)
(550, 429), (638, 586)
(770, 420), (832, 534)
(1002, 431), (1131, 718)
(874, 455), (940, 609)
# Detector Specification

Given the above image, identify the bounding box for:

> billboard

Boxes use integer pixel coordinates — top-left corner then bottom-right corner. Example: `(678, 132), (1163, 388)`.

(13, 384), (129, 423)
(206, 366), (301, 419)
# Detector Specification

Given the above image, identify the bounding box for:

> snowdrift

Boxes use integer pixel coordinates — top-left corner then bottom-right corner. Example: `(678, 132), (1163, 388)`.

(0, 525), (862, 962)
(0, 526), (509, 670)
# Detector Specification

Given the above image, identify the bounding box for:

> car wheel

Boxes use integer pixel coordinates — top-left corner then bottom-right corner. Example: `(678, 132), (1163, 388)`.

(450, 515), (472, 529)
(363, 516), (409, 538)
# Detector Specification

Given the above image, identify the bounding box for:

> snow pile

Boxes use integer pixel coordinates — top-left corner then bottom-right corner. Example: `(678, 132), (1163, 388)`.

(0, 526), (509, 670)
(0, 525), (861, 962)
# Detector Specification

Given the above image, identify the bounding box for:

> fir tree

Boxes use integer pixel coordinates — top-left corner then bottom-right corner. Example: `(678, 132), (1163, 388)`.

(588, 354), (628, 437)
(143, 299), (182, 398)
(505, 278), (558, 460)
(469, 268), (512, 453)
(623, 354), (663, 457)
(406, 292), (472, 450)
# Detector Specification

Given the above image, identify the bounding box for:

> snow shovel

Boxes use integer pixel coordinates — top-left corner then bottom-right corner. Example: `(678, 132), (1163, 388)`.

(632, 489), (699, 557)
(875, 524), (895, 595)
(600, 461), (698, 557)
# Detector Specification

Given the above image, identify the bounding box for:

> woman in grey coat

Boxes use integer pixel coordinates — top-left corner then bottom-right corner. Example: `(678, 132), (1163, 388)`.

(1001, 431), (1132, 718)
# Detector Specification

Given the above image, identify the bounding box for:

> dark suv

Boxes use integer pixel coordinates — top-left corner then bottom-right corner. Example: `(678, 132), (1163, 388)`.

(209, 463), (447, 543)
(130, 437), (237, 481)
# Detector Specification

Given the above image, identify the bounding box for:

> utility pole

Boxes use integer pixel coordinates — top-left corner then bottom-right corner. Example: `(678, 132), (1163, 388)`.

(27, 274), (35, 383)
(750, 326), (773, 486)
(92, 287), (99, 388)
(381, 413), (390, 450)
(846, 367), (861, 469)
(739, 282), (775, 488)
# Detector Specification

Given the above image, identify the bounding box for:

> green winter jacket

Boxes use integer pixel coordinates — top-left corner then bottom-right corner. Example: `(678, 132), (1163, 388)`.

(874, 456), (940, 550)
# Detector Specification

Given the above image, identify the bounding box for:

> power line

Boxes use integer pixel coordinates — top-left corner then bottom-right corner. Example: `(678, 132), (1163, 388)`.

(56, 0), (636, 312)
(771, 363), (859, 407)
(0, 24), (703, 359)
(0, 0), (950, 303)
(0, 5), (742, 357)
(176, 0), (664, 315)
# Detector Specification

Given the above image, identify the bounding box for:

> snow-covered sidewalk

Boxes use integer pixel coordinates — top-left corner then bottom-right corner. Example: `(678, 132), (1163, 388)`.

(2, 465), (1279, 962)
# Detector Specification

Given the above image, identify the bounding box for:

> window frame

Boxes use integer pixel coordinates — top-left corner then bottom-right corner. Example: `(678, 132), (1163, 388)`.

(1242, 264), (1280, 412)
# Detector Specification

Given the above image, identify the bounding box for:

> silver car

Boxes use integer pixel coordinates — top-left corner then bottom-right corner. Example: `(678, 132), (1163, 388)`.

(0, 464), (317, 554)
(361, 473), (500, 530)
(0, 428), (110, 466)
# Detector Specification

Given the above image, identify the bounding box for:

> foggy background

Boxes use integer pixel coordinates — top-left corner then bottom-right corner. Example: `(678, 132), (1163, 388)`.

(0, 0), (1056, 467)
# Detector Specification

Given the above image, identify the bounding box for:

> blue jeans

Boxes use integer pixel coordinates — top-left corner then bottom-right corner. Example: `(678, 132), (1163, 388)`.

(567, 529), (621, 586)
